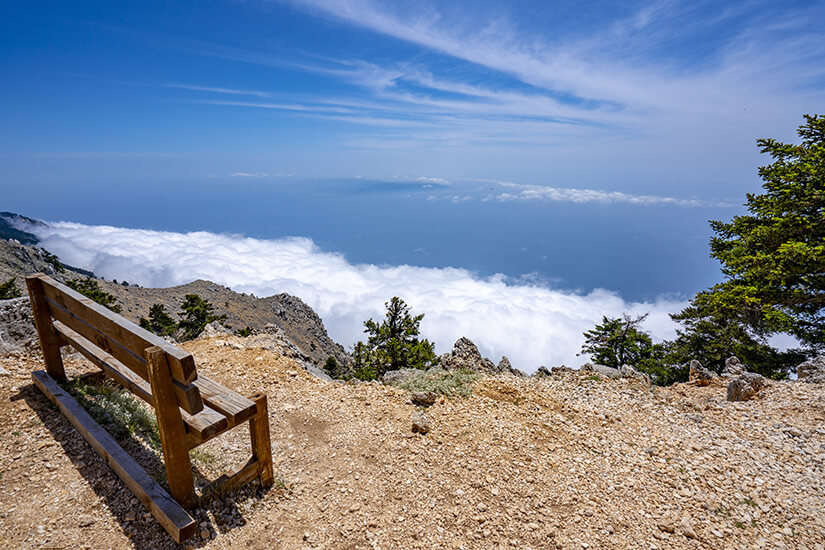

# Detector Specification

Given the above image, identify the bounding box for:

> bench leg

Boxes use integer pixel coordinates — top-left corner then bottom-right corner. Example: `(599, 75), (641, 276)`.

(147, 346), (197, 508)
(249, 393), (274, 487)
(26, 275), (67, 383)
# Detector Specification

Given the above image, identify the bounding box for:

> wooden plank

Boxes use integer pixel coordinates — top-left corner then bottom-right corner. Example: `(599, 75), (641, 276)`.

(209, 457), (260, 497)
(193, 375), (256, 425)
(146, 347), (196, 508)
(37, 275), (196, 383)
(31, 370), (195, 543)
(249, 393), (274, 487)
(53, 321), (204, 415)
(26, 275), (66, 382)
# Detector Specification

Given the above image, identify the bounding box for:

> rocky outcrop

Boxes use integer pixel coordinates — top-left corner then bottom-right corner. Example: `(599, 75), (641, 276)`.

(727, 372), (768, 401)
(382, 369), (417, 386)
(439, 338), (525, 376)
(722, 356), (746, 377)
(581, 363), (621, 379)
(0, 297), (37, 357)
(620, 363), (651, 385)
(797, 356), (825, 383)
(201, 320), (232, 338)
(689, 360), (716, 386)
(533, 366), (552, 377)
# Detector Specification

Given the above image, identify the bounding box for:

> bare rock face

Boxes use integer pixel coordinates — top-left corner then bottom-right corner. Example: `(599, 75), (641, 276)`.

(581, 363), (621, 379)
(201, 320), (232, 338)
(727, 372), (768, 401)
(722, 356), (746, 377)
(797, 356), (825, 383)
(620, 364), (651, 385)
(0, 297), (37, 357)
(689, 360), (716, 386)
(439, 337), (525, 376)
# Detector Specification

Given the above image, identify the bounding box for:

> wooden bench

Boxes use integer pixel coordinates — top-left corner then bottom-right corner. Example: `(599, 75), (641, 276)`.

(25, 274), (274, 542)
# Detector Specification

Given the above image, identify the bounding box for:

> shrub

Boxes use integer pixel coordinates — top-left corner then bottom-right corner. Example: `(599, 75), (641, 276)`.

(352, 297), (437, 380)
(177, 294), (225, 341)
(397, 368), (479, 398)
(139, 304), (178, 337)
(234, 326), (253, 337)
(0, 277), (22, 299)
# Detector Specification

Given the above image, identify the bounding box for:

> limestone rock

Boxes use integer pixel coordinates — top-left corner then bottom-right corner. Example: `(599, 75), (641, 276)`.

(727, 372), (768, 401)
(382, 369), (417, 386)
(201, 320), (231, 338)
(440, 337), (524, 375)
(0, 297), (37, 357)
(581, 363), (621, 379)
(620, 364), (650, 385)
(722, 356), (746, 377)
(410, 392), (437, 407)
(411, 411), (430, 434)
(797, 356), (825, 383)
(689, 360), (715, 386)
(533, 366), (552, 377)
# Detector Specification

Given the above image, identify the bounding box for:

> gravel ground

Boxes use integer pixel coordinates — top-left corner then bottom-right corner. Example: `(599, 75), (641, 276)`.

(2, 334), (825, 550)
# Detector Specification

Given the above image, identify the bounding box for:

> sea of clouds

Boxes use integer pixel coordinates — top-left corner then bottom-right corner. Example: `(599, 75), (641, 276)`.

(31, 221), (689, 373)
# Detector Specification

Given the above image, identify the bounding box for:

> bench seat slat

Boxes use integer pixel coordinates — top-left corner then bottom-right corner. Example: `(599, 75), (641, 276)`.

(38, 275), (196, 383)
(193, 375), (256, 425)
(52, 321), (227, 440)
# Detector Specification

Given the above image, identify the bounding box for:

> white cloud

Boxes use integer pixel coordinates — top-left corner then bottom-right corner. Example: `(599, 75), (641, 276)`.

(31, 221), (687, 373)
(492, 182), (734, 207)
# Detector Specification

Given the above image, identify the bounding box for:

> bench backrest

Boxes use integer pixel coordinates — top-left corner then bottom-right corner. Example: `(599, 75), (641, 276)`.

(26, 274), (204, 414)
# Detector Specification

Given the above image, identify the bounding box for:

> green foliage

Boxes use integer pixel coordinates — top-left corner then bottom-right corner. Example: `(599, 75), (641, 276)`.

(66, 379), (160, 450)
(177, 294), (225, 341)
(39, 248), (64, 273)
(580, 314), (656, 368)
(66, 277), (121, 313)
(397, 368), (479, 398)
(352, 297), (437, 380)
(0, 277), (22, 299)
(669, 114), (824, 377)
(139, 304), (178, 337)
(234, 326), (253, 337)
(323, 356), (339, 378)
(580, 313), (683, 385)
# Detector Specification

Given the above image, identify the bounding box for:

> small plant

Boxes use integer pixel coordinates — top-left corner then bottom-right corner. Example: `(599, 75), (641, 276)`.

(234, 326), (253, 337)
(190, 448), (216, 465)
(40, 248), (64, 273)
(66, 379), (160, 449)
(66, 278), (121, 313)
(398, 368), (479, 398)
(0, 277), (22, 299)
(586, 375), (601, 381)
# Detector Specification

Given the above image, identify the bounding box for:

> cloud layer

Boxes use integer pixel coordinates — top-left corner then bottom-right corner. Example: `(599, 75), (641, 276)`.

(32, 221), (687, 372)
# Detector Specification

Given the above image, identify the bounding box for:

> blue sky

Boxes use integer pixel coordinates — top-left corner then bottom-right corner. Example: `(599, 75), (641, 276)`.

(2, 1), (825, 357)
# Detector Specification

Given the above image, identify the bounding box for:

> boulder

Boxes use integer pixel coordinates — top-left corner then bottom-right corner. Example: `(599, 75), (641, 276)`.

(439, 337), (497, 374)
(689, 360), (715, 386)
(533, 366), (552, 377)
(410, 392), (437, 407)
(727, 372), (768, 402)
(497, 355), (527, 377)
(796, 356), (825, 383)
(411, 411), (430, 434)
(0, 297), (37, 357)
(382, 369), (417, 386)
(722, 356), (746, 377)
(200, 320), (232, 338)
(581, 363), (621, 379)
(620, 364), (651, 385)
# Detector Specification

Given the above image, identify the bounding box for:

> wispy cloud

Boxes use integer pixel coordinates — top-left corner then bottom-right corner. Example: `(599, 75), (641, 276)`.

(490, 182), (734, 207)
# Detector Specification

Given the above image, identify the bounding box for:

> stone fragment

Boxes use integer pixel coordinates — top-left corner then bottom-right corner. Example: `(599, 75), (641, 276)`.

(410, 392), (437, 407)
(412, 411), (430, 434)
(796, 356), (825, 383)
(722, 356), (746, 377)
(689, 360), (715, 386)
(727, 372), (768, 401)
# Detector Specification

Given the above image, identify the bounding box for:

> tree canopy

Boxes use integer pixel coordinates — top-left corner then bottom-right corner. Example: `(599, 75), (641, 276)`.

(352, 297), (437, 380)
(66, 278), (121, 313)
(177, 294), (225, 340)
